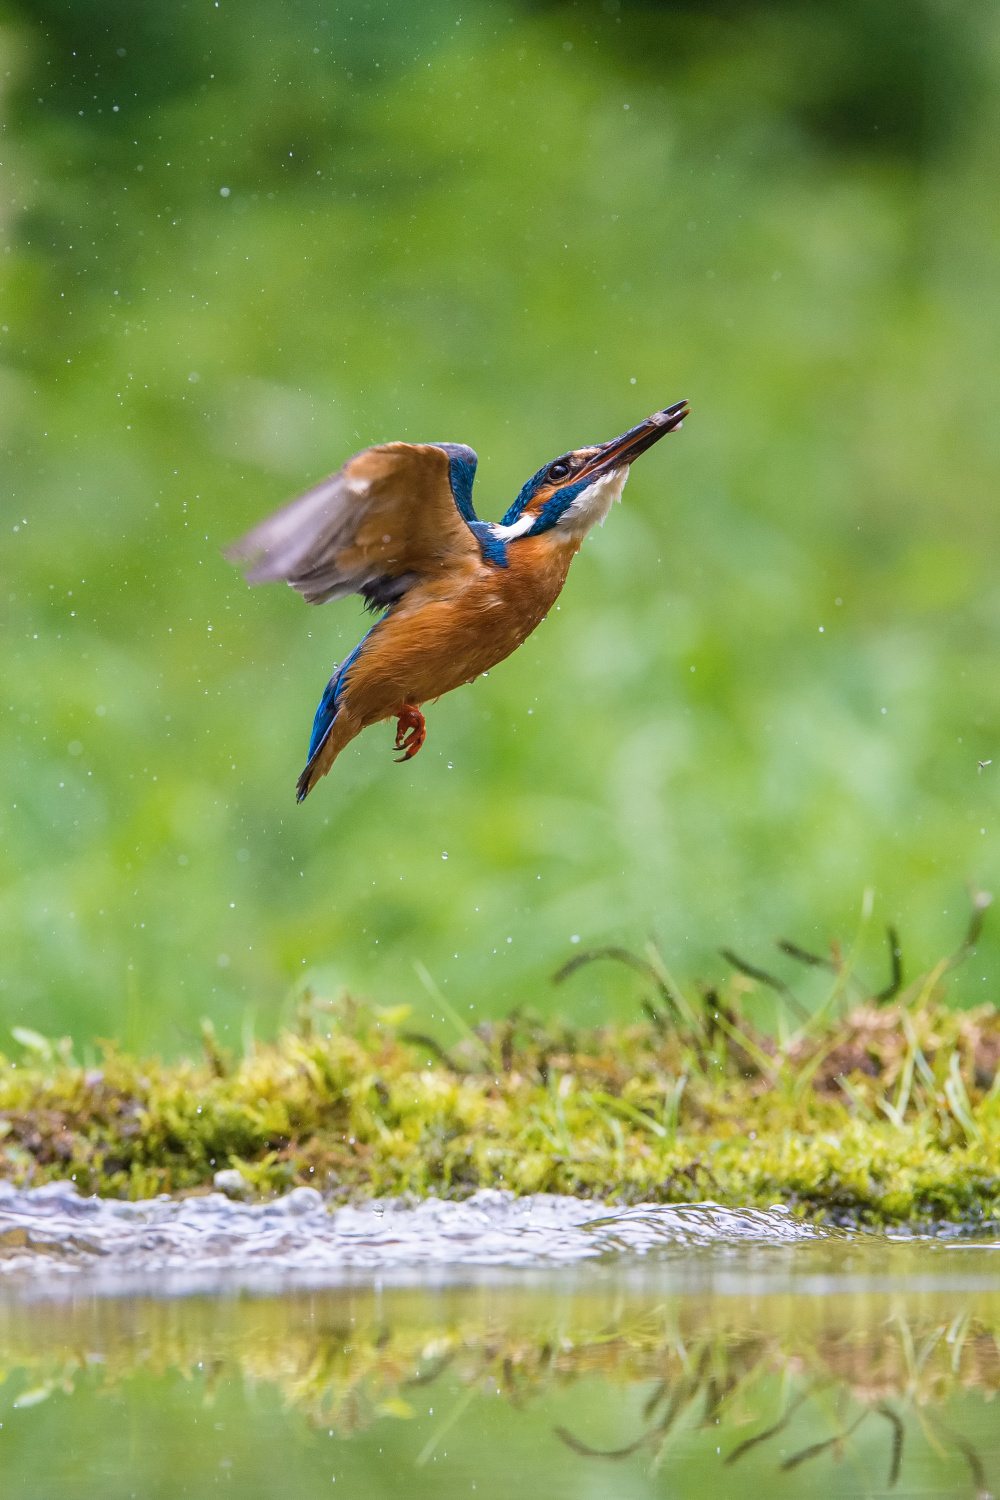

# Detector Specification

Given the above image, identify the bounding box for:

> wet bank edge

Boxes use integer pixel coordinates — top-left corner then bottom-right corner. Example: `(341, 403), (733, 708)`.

(0, 1180), (996, 1298)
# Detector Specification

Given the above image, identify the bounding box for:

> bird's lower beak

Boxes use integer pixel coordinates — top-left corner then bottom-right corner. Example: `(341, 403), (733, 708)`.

(581, 400), (689, 479)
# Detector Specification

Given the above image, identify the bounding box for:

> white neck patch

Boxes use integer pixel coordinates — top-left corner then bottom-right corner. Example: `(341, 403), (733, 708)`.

(556, 465), (629, 536)
(490, 510), (536, 542)
(488, 464), (630, 546)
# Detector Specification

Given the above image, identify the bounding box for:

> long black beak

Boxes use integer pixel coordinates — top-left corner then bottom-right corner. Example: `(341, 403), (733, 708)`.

(581, 400), (689, 479)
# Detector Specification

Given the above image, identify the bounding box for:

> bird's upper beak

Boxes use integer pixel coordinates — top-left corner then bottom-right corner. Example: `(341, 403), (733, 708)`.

(577, 400), (689, 481)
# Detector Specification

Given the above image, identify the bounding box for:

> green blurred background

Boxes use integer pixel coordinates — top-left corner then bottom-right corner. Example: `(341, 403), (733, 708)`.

(3, 0), (1000, 1054)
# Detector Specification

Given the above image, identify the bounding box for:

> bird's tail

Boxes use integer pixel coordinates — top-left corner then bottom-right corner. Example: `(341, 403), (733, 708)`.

(296, 710), (360, 801)
(296, 638), (368, 802)
(295, 758), (320, 804)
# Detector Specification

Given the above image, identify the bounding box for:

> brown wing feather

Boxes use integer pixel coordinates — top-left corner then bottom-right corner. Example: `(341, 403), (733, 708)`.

(224, 442), (480, 605)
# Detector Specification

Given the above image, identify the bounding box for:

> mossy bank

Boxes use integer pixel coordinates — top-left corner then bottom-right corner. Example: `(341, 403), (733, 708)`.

(4, 913), (1000, 1228)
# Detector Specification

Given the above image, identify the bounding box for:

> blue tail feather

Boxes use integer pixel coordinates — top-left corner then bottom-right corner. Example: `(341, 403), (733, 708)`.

(297, 667), (347, 803)
(307, 671), (343, 764)
(297, 633), (374, 801)
(304, 638), (367, 761)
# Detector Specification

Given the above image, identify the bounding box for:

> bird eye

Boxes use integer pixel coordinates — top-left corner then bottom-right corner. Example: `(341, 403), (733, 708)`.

(548, 460), (571, 481)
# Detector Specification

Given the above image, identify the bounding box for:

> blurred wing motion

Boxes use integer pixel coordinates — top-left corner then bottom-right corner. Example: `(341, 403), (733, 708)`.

(225, 442), (481, 608)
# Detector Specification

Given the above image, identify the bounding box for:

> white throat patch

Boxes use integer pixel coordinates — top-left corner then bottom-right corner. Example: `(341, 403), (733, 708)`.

(557, 465), (629, 536)
(488, 464), (630, 545)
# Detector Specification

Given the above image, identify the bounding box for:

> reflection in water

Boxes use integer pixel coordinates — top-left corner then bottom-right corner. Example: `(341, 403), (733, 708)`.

(1, 1244), (1000, 1497)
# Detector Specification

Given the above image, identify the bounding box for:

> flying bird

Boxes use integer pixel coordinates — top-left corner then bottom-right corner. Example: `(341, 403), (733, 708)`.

(226, 401), (689, 801)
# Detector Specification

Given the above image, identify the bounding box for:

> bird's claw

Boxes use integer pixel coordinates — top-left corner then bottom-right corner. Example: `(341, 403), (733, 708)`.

(394, 705), (426, 762)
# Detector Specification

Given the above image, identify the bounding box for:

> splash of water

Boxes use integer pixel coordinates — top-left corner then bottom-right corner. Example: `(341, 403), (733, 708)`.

(0, 1179), (825, 1295)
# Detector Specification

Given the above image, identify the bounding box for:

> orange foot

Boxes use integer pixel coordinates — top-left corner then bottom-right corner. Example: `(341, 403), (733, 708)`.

(394, 704), (426, 762)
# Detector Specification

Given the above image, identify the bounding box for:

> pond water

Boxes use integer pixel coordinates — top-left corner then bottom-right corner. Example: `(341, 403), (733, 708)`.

(1, 1188), (999, 1497)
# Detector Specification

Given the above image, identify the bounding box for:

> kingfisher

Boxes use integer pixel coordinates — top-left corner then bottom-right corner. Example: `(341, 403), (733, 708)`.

(226, 401), (689, 801)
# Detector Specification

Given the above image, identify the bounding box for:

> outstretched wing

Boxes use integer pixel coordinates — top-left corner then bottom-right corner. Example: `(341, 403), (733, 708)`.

(225, 442), (481, 606)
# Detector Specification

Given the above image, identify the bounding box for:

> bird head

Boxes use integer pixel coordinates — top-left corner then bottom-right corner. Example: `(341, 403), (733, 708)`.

(496, 400), (689, 541)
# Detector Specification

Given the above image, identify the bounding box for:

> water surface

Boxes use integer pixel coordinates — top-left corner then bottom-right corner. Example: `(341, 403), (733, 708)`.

(2, 1188), (999, 1497)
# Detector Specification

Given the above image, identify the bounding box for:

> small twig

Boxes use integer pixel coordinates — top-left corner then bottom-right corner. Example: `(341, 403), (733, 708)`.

(874, 1403), (904, 1489)
(701, 1373), (738, 1427)
(398, 1031), (464, 1071)
(776, 939), (833, 970)
(642, 1379), (669, 1420)
(200, 1018), (230, 1079)
(709, 1008), (779, 1080)
(553, 947), (674, 1024)
(719, 949), (811, 1023)
(780, 1408), (868, 1471)
(404, 1349), (457, 1389)
(644, 942), (707, 1037)
(640, 998), (666, 1027)
(943, 889), (993, 973)
(923, 1408), (991, 1496)
(554, 1425), (651, 1460)
(647, 1345), (712, 1471)
(875, 925), (904, 1003)
(724, 1386), (812, 1464)
(554, 945), (657, 988)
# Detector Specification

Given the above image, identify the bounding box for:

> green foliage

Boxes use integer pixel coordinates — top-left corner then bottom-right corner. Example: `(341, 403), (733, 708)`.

(3, 0), (1000, 1051)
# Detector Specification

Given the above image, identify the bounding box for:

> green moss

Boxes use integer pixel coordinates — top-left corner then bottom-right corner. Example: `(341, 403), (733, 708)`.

(4, 936), (1000, 1224)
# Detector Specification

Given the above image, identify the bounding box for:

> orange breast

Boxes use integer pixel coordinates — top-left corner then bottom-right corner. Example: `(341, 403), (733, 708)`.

(340, 532), (580, 727)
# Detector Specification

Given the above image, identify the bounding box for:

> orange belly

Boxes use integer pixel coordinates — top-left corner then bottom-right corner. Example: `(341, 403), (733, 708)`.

(347, 534), (575, 725)
(297, 532), (580, 794)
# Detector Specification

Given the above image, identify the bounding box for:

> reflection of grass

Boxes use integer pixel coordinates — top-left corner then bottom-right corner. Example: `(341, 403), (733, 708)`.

(3, 901), (1000, 1222)
(2, 1284), (999, 1492)
(550, 1309), (999, 1493)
